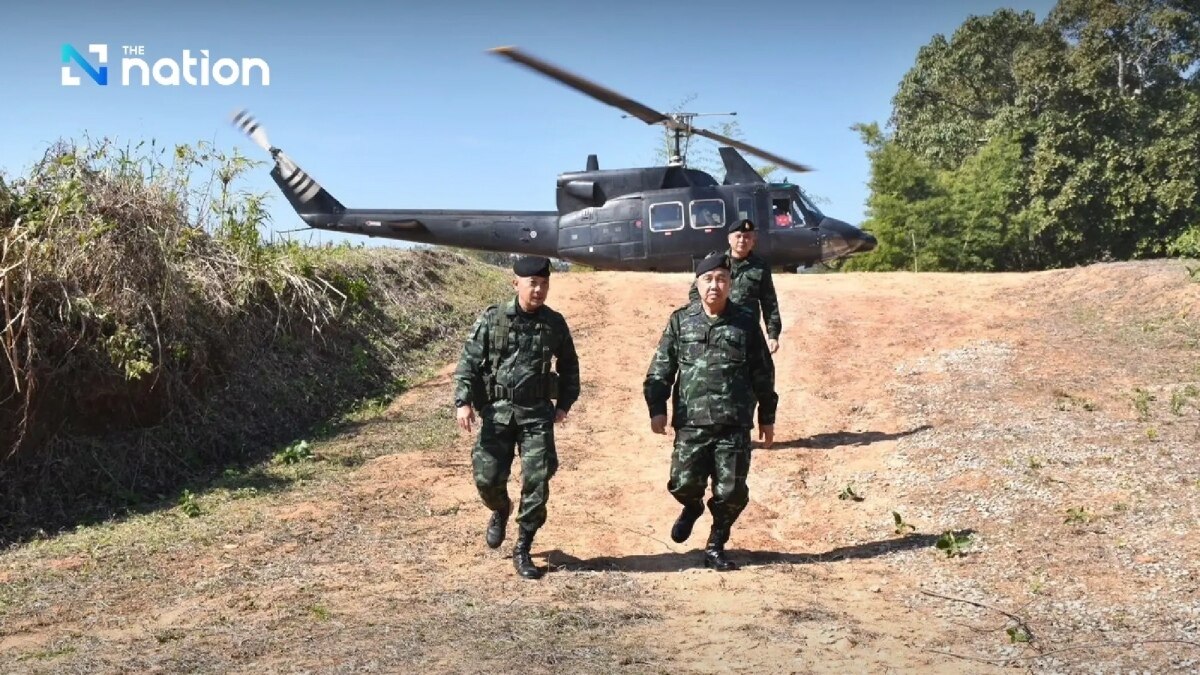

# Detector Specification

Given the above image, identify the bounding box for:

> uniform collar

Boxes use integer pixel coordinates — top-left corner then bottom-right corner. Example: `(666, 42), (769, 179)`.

(506, 296), (541, 318)
(687, 299), (735, 320)
(726, 248), (758, 268)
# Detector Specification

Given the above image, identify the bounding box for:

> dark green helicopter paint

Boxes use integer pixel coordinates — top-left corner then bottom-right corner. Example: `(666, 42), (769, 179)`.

(231, 48), (876, 273)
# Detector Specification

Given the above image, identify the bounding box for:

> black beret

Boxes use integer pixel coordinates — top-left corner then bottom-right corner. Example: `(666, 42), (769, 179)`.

(694, 252), (730, 277)
(513, 255), (551, 278)
(728, 218), (756, 234)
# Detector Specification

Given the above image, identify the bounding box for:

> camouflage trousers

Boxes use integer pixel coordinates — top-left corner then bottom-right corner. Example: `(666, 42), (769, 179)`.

(668, 425), (752, 529)
(472, 410), (559, 531)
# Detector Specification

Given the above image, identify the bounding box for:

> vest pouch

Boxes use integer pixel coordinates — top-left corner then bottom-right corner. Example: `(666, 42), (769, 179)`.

(470, 377), (489, 408)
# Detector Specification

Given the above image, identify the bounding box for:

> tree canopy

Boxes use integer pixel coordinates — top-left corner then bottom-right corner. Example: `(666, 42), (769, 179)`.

(847, 0), (1200, 272)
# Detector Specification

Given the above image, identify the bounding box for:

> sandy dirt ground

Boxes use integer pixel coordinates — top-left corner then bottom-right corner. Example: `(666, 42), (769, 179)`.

(2, 262), (1199, 673)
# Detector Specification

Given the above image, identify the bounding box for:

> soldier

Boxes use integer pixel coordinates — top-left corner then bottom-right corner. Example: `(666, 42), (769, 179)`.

(646, 252), (778, 571)
(687, 218), (782, 354)
(453, 255), (580, 580)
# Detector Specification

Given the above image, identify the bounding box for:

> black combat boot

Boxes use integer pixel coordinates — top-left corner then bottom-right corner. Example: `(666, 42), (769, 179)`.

(485, 502), (511, 549)
(670, 501), (705, 543)
(512, 527), (544, 579)
(703, 526), (738, 571)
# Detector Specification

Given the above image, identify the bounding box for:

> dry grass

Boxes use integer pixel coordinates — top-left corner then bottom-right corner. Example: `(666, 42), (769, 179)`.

(0, 138), (511, 542)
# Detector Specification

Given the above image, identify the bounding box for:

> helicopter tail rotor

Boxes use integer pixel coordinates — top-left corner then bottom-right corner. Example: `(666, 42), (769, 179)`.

(231, 109), (272, 154)
(229, 108), (344, 215)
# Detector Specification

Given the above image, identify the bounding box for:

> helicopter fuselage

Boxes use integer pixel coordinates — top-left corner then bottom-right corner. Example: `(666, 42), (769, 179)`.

(277, 159), (876, 272)
(552, 180), (816, 272)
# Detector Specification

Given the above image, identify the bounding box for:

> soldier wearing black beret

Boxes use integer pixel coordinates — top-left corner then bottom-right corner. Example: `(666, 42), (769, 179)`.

(646, 250), (778, 571)
(512, 255), (552, 278)
(728, 218), (755, 234)
(453, 255), (580, 579)
(693, 251), (731, 276)
(688, 218), (782, 354)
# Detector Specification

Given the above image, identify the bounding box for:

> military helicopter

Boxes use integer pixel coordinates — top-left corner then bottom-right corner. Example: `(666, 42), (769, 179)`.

(230, 46), (876, 272)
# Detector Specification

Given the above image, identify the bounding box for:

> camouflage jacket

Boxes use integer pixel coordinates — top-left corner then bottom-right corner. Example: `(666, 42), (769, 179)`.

(688, 250), (782, 339)
(644, 301), (778, 429)
(453, 297), (580, 424)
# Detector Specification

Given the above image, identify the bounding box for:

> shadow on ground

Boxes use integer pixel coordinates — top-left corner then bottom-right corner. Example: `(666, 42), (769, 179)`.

(766, 425), (933, 450)
(542, 530), (971, 573)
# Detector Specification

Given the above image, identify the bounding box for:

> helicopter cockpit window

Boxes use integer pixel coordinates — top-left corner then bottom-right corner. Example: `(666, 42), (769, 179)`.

(772, 198), (807, 229)
(689, 199), (725, 230)
(649, 202), (685, 233)
(796, 189), (824, 221)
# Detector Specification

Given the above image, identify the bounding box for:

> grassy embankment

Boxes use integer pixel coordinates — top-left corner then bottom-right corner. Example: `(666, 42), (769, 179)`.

(0, 139), (510, 542)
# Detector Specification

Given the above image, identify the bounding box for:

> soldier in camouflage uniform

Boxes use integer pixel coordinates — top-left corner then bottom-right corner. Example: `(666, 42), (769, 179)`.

(453, 256), (580, 580)
(646, 252), (778, 571)
(687, 219), (782, 354)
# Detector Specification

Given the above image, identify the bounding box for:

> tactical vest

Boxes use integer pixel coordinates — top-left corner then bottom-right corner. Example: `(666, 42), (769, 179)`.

(483, 306), (559, 405)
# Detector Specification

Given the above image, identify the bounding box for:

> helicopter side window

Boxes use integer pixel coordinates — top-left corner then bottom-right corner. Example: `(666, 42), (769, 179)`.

(689, 199), (725, 230)
(649, 202), (685, 233)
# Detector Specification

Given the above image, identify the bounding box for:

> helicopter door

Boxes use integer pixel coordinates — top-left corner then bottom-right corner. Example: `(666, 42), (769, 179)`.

(646, 201), (685, 259)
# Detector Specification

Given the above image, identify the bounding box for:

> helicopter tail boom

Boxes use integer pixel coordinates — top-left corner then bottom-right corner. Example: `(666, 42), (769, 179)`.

(266, 158), (558, 254)
(232, 108), (560, 256)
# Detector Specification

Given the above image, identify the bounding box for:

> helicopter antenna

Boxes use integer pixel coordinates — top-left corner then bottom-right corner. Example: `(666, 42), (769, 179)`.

(490, 46), (812, 173)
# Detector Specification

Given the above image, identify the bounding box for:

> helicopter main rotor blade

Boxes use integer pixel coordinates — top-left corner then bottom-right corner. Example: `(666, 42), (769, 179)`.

(489, 46), (669, 126)
(691, 126), (813, 174)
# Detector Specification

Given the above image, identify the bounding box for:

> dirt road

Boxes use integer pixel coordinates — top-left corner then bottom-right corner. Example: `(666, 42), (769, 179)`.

(3, 262), (1198, 673)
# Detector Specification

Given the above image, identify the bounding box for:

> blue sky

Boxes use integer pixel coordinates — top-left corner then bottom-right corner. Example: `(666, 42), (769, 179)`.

(1, 0), (1055, 247)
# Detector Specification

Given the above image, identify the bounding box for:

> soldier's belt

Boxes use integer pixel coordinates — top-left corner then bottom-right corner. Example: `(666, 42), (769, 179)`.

(489, 383), (549, 405)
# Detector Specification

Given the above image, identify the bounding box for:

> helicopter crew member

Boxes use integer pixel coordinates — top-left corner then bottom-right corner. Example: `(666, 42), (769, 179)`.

(453, 256), (581, 580)
(688, 219), (782, 354)
(646, 252), (778, 571)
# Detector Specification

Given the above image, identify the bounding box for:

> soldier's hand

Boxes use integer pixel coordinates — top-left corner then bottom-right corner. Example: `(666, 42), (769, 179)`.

(650, 415), (668, 435)
(456, 405), (476, 434)
(758, 424), (774, 449)
(767, 338), (779, 354)
(554, 408), (568, 424)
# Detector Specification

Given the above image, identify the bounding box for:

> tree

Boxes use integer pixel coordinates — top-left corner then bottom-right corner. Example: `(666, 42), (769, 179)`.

(852, 0), (1200, 272)
(890, 9), (1046, 169)
(1049, 0), (1200, 97)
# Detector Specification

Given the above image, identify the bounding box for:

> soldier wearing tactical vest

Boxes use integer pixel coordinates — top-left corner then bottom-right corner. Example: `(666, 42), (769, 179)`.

(453, 256), (581, 580)
(687, 218), (782, 354)
(646, 252), (778, 571)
